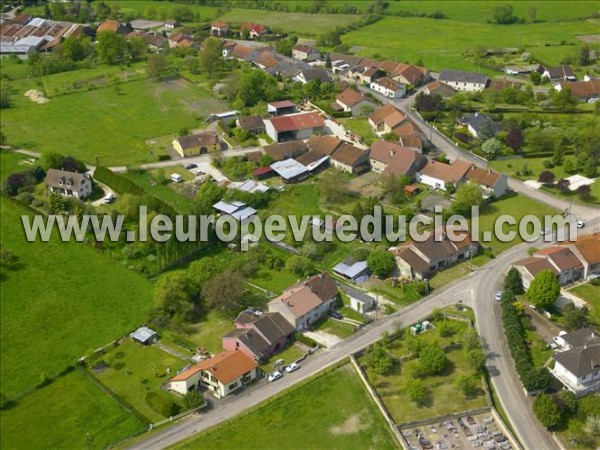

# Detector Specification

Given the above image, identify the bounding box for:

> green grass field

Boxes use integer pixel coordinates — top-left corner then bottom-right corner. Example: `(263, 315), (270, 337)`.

(316, 317), (357, 338)
(0, 369), (145, 450)
(342, 16), (599, 71)
(122, 170), (196, 214)
(90, 340), (187, 423)
(0, 198), (154, 396)
(174, 365), (398, 450)
(386, 1), (599, 22)
(360, 319), (488, 423)
(339, 117), (379, 145)
(475, 193), (559, 255)
(105, 0), (219, 21)
(1, 76), (226, 166)
(217, 9), (365, 37)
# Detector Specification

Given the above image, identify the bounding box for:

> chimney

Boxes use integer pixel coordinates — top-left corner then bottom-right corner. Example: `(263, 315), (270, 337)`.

(390, 150), (395, 157)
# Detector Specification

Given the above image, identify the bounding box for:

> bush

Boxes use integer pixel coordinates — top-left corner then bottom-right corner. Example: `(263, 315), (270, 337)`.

(295, 333), (318, 348)
(418, 345), (447, 376)
(145, 392), (181, 418)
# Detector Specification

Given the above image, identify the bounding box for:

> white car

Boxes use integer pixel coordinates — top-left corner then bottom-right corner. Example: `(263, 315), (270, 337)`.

(577, 220), (585, 229)
(285, 363), (299, 373)
(267, 371), (283, 382)
(494, 291), (503, 301)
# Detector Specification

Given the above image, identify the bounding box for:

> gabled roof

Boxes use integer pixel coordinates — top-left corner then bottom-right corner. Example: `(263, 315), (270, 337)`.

(231, 44), (254, 60)
(536, 247), (584, 271)
(392, 63), (426, 84)
(295, 149), (326, 166)
(270, 286), (323, 318)
(512, 256), (559, 276)
(561, 328), (600, 348)
(255, 50), (277, 69)
(302, 272), (338, 302)
(266, 112), (324, 133)
(297, 67), (331, 83)
(270, 158), (309, 181)
(333, 260), (368, 279)
(544, 65), (575, 79)
(45, 169), (88, 190)
(394, 247), (430, 275)
(253, 312), (296, 343)
(263, 140), (308, 161)
(211, 20), (227, 28)
(224, 328), (270, 359)
(331, 142), (367, 167)
(238, 115), (264, 130)
(555, 343), (600, 378)
(419, 159), (472, 183)
(465, 166), (502, 188)
(425, 80), (455, 96)
(369, 105), (407, 129)
(336, 88), (370, 108)
(306, 135), (342, 155)
(240, 22), (267, 35)
(459, 113), (502, 134)
(560, 80), (600, 99)
(338, 283), (374, 304)
(370, 140), (426, 177)
(97, 20), (123, 33)
(176, 131), (219, 149)
(439, 69), (488, 85)
(293, 43), (316, 53)
(268, 100), (296, 110)
(191, 350), (257, 384)
(566, 233), (600, 266)
(372, 76), (404, 92)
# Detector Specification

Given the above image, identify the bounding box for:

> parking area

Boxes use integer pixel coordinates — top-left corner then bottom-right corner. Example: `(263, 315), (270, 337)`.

(401, 412), (512, 450)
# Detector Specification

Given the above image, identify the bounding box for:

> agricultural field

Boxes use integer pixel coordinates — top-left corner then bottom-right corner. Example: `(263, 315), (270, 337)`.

(89, 340), (188, 423)
(359, 317), (488, 423)
(104, 0), (220, 21)
(175, 364), (398, 450)
(1, 75), (226, 166)
(0, 368), (145, 450)
(386, 1), (599, 23)
(342, 16), (599, 71)
(0, 197), (154, 397)
(217, 9), (365, 37)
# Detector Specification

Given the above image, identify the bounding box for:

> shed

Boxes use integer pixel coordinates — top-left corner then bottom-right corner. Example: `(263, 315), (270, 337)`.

(339, 284), (375, 314)
(130, 326), (158, 345)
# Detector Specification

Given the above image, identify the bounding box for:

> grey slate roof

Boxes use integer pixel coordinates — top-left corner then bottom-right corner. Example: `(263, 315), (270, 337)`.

(439, 69), (488, 85)
(555, 343), (600, 378)
(339, 284), (374, 304)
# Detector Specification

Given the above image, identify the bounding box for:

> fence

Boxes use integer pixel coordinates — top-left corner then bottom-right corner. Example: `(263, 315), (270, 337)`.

(349, 355), (406, 448)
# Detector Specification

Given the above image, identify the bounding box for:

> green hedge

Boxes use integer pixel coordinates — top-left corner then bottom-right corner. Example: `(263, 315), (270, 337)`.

(145, 392), (180, 418)
(501, 288), (552, 392)
(295, 333), (318, 348)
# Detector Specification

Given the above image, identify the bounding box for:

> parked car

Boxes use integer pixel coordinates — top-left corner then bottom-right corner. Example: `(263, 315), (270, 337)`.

(494, 290), (503, 302)
(267, 371), (283, 382)
(577, 220), (585, 228)
(170, 173), (183, 183)
(184, 163), (197, 170)
(103, 193), (115, 204)
(330, 311), (343, 320)
(285, 363), (299, 373)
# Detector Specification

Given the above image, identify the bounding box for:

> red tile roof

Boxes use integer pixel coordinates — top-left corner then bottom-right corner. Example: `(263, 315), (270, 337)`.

(267, 112), (324, 133)
(336, 88), (368, 108)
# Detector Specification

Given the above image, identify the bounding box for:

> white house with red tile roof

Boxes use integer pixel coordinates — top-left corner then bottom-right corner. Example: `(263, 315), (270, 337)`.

(264, 111), (325, 142)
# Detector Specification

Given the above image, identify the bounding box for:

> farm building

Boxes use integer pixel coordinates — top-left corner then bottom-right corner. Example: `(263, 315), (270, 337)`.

(339, 284), (375, 314)
(438, 69), (488, 92)
(130, 327), (158, 345)
(173, 131), (220, 157)
(264, 112), (325, 142)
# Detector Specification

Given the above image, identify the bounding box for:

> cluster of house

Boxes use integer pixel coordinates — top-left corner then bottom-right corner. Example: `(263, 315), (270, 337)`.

(96, 18), (195, 50)
(512, 233), (600, 288)
(168, 272), (340, 399)
(330, 53), (429, 98)
(210, 21), (268, 40)
(551, 327), (600, 396)
(0, 15), (86, 58)
(390, 226), (479, 281)
(223, 40), (330, 85)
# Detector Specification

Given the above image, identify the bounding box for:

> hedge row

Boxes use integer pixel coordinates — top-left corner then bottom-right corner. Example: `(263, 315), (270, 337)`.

(145, 392), (180, 418)
(501, 289), (553, 392)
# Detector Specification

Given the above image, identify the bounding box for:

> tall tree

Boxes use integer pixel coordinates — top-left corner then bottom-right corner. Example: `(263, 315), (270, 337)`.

(526, 269), (560, 310)
(96, 31), (128, 64)
(147, 54), (170, 79)
(199, 37), (224, 78)
(201, 270), (245, 312)
(533, 394), (561, 428)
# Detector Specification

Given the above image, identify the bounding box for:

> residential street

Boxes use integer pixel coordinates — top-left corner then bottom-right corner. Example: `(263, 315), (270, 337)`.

(129, 219), (599, 450)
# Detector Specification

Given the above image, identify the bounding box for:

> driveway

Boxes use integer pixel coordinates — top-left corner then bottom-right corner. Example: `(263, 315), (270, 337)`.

(303, 330), (341, 348)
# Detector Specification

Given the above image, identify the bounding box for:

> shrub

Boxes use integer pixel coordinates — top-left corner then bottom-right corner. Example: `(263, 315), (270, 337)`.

(418, 345), (447, 376)
(145, 392), (180, 418)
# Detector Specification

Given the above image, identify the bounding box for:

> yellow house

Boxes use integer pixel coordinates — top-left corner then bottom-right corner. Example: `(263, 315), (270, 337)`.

(172, 131), (221, 157)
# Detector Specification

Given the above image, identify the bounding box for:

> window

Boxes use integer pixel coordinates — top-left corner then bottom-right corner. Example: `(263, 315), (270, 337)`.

(229, 382), (238, 390)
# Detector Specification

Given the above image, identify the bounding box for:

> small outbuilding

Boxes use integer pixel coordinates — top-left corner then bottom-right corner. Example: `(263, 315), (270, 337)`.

(130, 326), (158, 345)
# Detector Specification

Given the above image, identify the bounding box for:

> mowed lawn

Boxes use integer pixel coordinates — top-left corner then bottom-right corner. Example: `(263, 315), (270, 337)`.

(1, 77), (226, 166)
(0, 369), (145, 450)
(342, 17), (599, 71)
(90, 340), (188, 423)
(104, 0), (219, 20)
(569, 283), (600, 324)
(217, 9), (364, 36)
(0, 198), (154, 396)
(174, 365), (398, 450)
(475, 193), (559, 255)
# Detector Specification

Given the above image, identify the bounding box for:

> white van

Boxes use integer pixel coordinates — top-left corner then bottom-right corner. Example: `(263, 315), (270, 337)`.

(170, 173), (183, 183)
(103, 193), (115, 204)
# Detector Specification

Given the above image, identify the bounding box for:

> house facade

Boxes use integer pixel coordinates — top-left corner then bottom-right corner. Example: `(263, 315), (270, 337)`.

(173, 131), (220, 157)
(268, 273), (339, 331)
(329, 142), (370, 174)
(369, 77), (406, 98)
(551, 328), (600, 396)
(369, 140), (426, 177)
(292, 43), (319, 62)
(222, 311), (295, 362)
(334, 88), (377, 116)
(390, 227), (479, 280)
(45, 169), (93, 200)
(169, 350), (258, 398)
(210, 20), (228, 36)
(438, 69), (488, 92)
(416, 159), (472, 190)
(465, 166), (508, 198)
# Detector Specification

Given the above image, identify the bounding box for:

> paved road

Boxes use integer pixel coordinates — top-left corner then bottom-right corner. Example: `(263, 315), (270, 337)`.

(130, 279), (476, 449)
